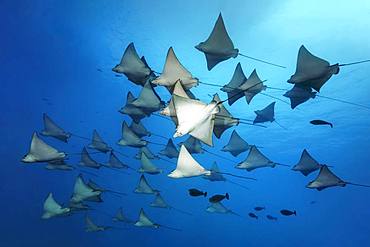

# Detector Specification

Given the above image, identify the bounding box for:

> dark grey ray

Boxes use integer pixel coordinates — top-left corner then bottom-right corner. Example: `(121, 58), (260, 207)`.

(22, 132), (66, 163)
(236, 146), (276, 171)
(253, 102), (276, 124)
(150, 193), (192, 215)
(206, 202), (239, 216)
(130, 121), (151, 138)
(46, 159), (74, 171)
(178, 136), (204, 154)
(307, 165), (370, 191)
(283, 85), (317, 109)
(288, 45), (339, 92)
(129, 81), (164, 114)
(150, 193), (170, 209)
(239, 69), (266, 104)
(134, 208), (181, 231)
(135, 146), (159, 160)
(112, 42), (153, 86)
(119, 91), (148, 123)
(140, 56), (157, 82)
(79, 147), (102, 169)
(306, 165), (345, 191)
(41, 193), (71, 219)
(87, 179), (126, 196)
(134, 208), (159, 229)
(196, 14), (285, 70)
(221, 63), (247, 105)
(138, 152), (162, 175)
(134, 175), (159, 194)
(134, 208), (158, 228)
(213, 94), (239, 139)
(113, 207), (134, 223)
(106, 151), (129, 169)
(195, 13), (239, 70)
(221, 130), (251, 157)
(70, 174), (102, 204)
(152, 47), (199, 89)
(40, 113), (71, 142)
(88, 129), (112, 153)
(292, 149), (321, 176)
(221, 63), (246, 93)
(159, 139), (179, 159)
(117, 121), (147, 147)
(222, 63), (246, 106)
(85, 215), (112, 232)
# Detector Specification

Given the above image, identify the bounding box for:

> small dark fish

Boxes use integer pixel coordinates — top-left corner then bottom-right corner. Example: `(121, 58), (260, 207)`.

(266, 215), (277, 221)
(188, 189), (207, 197)
(209, 193), (229, 203)
(310, 120), (333, 128)
(248, 212), (258, 219)
(254, 206), (265, 211)
(42, 97), (49, 101)
(115, 74), (123, 77)
(280, 209), (296, 216)
(97, 68), (103, 72)
(310, 201), (317, 204)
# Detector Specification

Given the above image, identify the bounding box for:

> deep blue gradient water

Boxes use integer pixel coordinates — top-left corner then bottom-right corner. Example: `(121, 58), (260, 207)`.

(1, 0), (370, 246)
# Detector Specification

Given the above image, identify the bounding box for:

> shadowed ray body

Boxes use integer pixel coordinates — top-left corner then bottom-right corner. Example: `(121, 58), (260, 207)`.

(134, 175), (159, 194)
(159, 139), (179, 159)
(236, 146), (287, 171)
(134, 208), (181, 231)
(150, 193), (193, 216)
(152, 47), (199, 90)
(118, 121), (147, 147)
(41, 193), (71, 219)
(307, 165), (370, 191)
(221, 130), (252, 157)
(138, 152), (162, 175)
(88, 129), (112, 153)
(292, 149), (322, 176)
(287, 45), (370, 109)
(112, 42), (155, 86)
(70, 174), (102, 204)
(40, 113), (71, 142)
(22, 132), (66, 163)
(196, 14), (285, 70)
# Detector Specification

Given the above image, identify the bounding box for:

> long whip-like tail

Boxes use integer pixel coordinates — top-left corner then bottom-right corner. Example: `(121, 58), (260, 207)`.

(239, 53), (286, 68)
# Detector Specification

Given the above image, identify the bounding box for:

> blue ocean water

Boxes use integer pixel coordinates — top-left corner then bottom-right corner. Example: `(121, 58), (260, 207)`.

(1, 0), (370, 246)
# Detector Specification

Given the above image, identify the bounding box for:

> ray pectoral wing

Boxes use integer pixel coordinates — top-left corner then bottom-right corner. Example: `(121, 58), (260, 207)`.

(189, 115), (215, 146)
(205, 14), (234, 49)
(296, 45), (330, 77)
(306, 73), (333, 92)
(205, 53), (229, 71)
(172, 95), (207, 126)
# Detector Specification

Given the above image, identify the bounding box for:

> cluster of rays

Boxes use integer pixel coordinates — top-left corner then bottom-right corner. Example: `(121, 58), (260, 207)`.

(21, 13), (370, 232)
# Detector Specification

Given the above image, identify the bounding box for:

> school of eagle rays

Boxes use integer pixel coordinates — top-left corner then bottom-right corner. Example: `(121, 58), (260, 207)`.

(21, 13), (370, 232)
